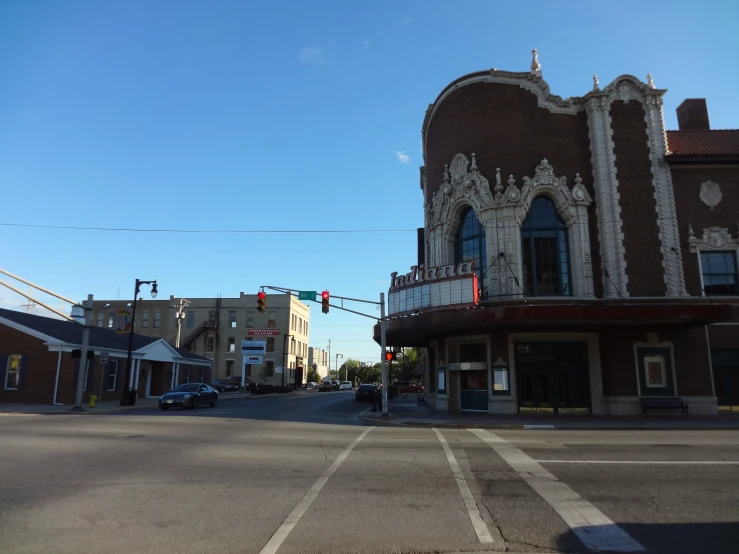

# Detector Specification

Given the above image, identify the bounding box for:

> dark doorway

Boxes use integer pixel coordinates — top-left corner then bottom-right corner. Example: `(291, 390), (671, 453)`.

(712, 349), (739, 410)
(295, 365), (304, 389)
(515, 342), (590, 414)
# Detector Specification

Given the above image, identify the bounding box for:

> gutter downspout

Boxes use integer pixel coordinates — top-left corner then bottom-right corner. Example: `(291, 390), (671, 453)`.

(53, 348), (63, 406)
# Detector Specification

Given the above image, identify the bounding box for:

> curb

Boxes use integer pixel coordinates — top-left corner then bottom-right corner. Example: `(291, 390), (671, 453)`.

(358, 411), (739, 431)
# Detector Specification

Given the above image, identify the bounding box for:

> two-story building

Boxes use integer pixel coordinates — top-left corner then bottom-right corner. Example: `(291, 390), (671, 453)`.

(376, 52), (739, 416)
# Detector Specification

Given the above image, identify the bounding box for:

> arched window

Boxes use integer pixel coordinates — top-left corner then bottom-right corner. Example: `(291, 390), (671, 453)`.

(521, 196), (571, 296)
(455, 208), (487, 294)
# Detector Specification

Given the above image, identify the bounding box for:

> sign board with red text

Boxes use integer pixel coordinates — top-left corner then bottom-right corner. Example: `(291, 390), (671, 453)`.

(247, 329), (281, 336)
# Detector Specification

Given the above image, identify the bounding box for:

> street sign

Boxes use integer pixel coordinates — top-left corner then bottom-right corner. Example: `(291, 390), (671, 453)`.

(244, 355), (263, 365)
(247, 328), (280, 336)
(242, 341), (266, 356)
(100, 352), (109, 364)
(298, 291), (317, 301)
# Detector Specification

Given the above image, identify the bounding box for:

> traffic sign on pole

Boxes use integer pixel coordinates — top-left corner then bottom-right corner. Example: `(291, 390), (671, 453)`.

(298, 291), (317, 301)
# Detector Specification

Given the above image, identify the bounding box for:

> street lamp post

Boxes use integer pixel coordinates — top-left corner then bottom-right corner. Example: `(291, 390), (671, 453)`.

(282, 333), (296, 388)
(120, 279), (158, 406)
(336, 353), (343, 381)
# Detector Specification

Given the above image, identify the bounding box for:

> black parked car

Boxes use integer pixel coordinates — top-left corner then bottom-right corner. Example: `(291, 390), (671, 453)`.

(211, 379), (239, 393)
(355, 383), (377, 402)
(159, 383), (218, 410)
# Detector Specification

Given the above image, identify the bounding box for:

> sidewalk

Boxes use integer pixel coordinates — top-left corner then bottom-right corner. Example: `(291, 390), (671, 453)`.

(361, 396), (739, 430)
(0, 390), (311, 415)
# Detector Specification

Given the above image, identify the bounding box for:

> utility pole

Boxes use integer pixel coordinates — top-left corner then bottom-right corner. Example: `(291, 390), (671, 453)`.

(336, 353), (343, 382)
(73, 294), (93, 411)
(380, 292), (387, 415)
(172, 297), (190, 348)
(327, 339), (331, 379)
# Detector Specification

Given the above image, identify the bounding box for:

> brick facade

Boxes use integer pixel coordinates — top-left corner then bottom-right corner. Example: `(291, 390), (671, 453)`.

(671, 166), (739, 295)
(610, 100), (666, 296)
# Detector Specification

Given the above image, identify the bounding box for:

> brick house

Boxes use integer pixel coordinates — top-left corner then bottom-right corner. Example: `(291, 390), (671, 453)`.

(376, 54), (739, 415)
(0, 308), (212, 406)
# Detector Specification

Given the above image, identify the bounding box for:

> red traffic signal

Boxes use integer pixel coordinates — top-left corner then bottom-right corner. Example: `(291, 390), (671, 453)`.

(384, 351), (395, 362)
(321, 290), (329, 314)
(257, 291), (266, 313)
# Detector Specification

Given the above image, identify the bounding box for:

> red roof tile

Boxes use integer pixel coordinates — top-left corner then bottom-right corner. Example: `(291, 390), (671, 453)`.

(666, 130), (739, 156)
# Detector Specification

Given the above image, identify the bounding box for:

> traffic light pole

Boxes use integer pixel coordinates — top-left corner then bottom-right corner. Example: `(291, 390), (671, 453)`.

(260, 285), (390, 415)
(380, 292), (388, 415)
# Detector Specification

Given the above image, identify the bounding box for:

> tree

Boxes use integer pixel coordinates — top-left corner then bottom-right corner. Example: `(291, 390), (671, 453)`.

(306, 365), (320, 383)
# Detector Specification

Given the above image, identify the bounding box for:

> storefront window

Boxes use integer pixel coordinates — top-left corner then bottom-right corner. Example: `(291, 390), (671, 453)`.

(492, 359), (510, 395)
(437, 362), (446, 394)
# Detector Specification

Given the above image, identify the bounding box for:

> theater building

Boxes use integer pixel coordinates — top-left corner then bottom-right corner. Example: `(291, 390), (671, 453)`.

(376, 52), (739, 416)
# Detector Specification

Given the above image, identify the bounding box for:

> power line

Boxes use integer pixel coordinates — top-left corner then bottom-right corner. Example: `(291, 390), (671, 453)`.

(0, 222), (417, 234)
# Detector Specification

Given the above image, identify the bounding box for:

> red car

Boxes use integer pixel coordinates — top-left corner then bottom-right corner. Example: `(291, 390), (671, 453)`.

(391, 381), (424, 394)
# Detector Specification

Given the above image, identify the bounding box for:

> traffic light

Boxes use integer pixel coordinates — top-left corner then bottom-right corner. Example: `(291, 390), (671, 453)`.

(321, 290), (330, 314)
(384, 351), (395, 362)
(257, 291), (266, 313)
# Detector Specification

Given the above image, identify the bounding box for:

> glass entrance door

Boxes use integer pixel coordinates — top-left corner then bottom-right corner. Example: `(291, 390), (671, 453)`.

(515, 342), (590, 414)
(460, 370), (488, 411)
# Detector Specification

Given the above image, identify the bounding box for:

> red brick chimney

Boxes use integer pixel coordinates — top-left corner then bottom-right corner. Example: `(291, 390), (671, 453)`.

(676, 99), (710, 130)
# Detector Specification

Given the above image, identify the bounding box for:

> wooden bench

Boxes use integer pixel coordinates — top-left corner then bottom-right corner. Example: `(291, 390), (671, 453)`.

(417, 392), (427, 405)
(640, 397), (688, 416)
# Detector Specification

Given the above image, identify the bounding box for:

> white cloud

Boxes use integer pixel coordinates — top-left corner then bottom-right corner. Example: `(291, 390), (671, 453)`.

(395, 151), (410, 164)
(299, 46), (324, 66)
(361, 39), (371, 50)
(395, 15), (411, 25)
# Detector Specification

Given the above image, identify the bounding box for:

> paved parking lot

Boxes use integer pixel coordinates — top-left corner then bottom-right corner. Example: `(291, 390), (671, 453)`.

(1, 392), (738, 553)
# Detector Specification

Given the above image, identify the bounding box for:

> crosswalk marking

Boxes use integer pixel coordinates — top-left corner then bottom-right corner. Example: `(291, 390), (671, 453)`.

(258, 426), (374, 554)
(470, 428), (645, 553)
(433, 428), (495, 544)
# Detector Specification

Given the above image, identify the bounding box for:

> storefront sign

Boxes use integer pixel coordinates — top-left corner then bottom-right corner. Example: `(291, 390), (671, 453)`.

(247, 329), (281, 336)
(243, 355), (263, 365)
(390, 263), (474, 291)
(241, 341), (266, 355)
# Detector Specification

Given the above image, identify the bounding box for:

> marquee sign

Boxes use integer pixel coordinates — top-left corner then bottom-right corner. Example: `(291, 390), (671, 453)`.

(388, 263), (479, 316)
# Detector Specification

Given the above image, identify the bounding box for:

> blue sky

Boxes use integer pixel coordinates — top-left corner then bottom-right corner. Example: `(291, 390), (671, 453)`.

(1, 0), (738, 364)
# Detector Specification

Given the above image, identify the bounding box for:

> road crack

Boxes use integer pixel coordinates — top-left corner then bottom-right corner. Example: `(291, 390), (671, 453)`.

(318, 439), (329, 462)
(480, 496), (555, 552)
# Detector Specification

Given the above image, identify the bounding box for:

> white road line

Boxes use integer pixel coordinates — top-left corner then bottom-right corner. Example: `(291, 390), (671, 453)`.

(433, 428), (494, 544)
(470, 428), (644, 553)
(258, 426), (374, 554)
(536, 460), (739, 465)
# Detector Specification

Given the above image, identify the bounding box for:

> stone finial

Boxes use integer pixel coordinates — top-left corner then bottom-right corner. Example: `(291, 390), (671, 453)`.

(688, 224), (695, 238)
(443, 164), (450, 183)
(574, 173), (583, 186)
(507, 174), (516, 188)
(470, 153), (478, 171)
(530, 48), (541, 73)
(647, 73), (655, 88)
(494, 168), (503, 193)
(592, 75), (600, 91)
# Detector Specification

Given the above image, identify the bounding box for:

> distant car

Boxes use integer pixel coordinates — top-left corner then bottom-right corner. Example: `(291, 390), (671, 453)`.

(331, 380), (341, 391)
(318, 381), (333, 392)
(377, 383), (399, 400)
(211, 379), (239, 393)
(355, 383), (377, 402)
(306, 382), (316, 389)
(391, 381), (425, 394)
(339, 381), (352, 391)
(159, 383), (218, 410)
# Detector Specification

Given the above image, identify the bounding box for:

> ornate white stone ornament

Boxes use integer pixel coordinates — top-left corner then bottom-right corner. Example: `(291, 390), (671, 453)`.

(592, 75), (599, 91)
(647, 73), (655, 89)
(699, 180), (723, 209)
(425, 156), (595, 299)
(688, 226), (739, 253)
(530, 48), (541, 74)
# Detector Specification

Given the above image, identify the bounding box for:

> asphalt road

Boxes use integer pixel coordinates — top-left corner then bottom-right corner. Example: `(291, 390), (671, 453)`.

(1, 391), (738, 554)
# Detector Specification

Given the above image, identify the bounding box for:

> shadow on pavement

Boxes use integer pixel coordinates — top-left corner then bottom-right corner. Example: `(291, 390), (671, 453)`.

(556, 521), (739, 554)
